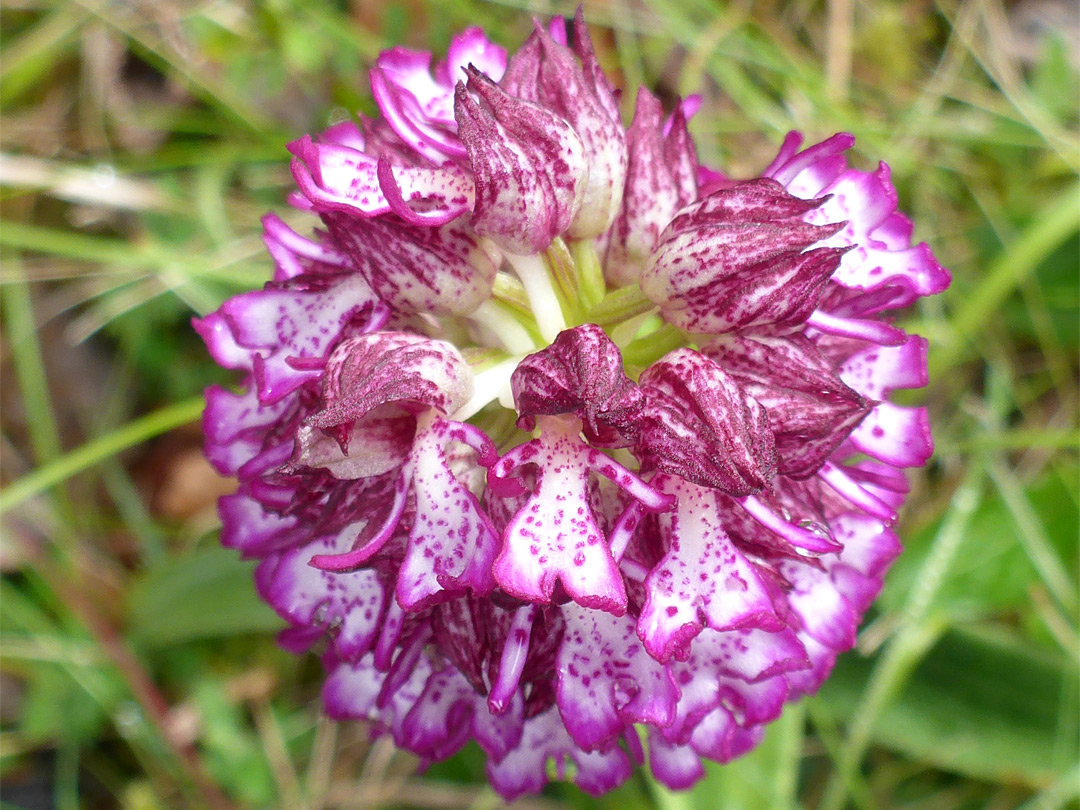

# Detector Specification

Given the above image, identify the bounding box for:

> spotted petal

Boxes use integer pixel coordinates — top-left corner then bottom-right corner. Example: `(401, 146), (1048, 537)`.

(839, 335), (933, 467)
(765, 132), (951, 306)
(501, 13), (627, 238)
(556, 604), (679, 751)
(641, 178), (845, 334)
(637, 474), (783, 662)
(323, 211), (498, 316)
(256, 531), (386, 661)
(289, 133), (474, 223)
(193, 273), (380, 404)
(486, 708), (634, 800)
(490, 415), (672, 614)
(395, 411), (499, 610)
(605, 88), (698, 287)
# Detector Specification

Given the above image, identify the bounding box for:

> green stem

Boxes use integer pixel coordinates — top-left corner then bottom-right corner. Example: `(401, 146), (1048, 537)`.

(622, 323), (687, 368)
(570, 238), (607, 310)
(586, 284), (657, 328)
(504, 251), (567, 343)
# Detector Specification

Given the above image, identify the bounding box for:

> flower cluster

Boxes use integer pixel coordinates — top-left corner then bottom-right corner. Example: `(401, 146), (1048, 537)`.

(197, 12), (949, 799)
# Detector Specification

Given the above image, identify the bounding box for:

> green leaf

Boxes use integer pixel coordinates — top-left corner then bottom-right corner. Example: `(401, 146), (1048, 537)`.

(127, 547), (282, 647)
(817, 627), (1079, 788)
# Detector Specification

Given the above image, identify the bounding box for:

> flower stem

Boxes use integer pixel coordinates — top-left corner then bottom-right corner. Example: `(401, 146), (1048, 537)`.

(621, 322), (686, 368)
(469, 299), (538, 354)
(586, 284), (656, 327)
(504, 251), (567, 343)
(453, 354), (523, 421)
(570, 238), (606, 310)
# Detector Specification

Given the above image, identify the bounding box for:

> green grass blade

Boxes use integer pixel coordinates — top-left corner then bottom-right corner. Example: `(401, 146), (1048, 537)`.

(0, 396), (204, 516)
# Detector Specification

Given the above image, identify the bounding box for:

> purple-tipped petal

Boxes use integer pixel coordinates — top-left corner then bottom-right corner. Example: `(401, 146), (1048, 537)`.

(636, 349), (776, 495)
(804, 163), (950, 305)
(442, 27), (508, 84)
(400, 667), (477, 760)
(203, 383), (297, 475)
(400, 666), (525, 761)
(369, 28), (507, 161)
(455, 68), (587, 254)
(511, 324), (644, 447)
(556, 604), (679, 751)
(322, 653), (433, 750)
(309, 332), (473, 430)
(783, 631), (839, 699)
(806, 309), (909, 346)
(777, 558), (859, 652)
(256, 531), (386, 660)
(704, 334), (871, 478)
(687, 706), (763, 763)
(193, 273), (380, 404)
(764, 135), (951, 306)
(736, 493), (841, 554)
(323, 212), (498, 316)
(486, 708), (634, 800)
(370, 62), (464, 162)
(835, 335), (934, 466)
(289, 125), (475, 221)
(640, 179), (845, 334)
(818, 461), (898, 523)
(605, 88), (698, 287)
(219, 493), (304, 558)
(261, 213), (351, 282)
(648, 733), (706, 790)
(488, 604), (536, 714)
(839, 335), (929, 399)
(375, 159), (476, 225)
(850, 399), (934, 467)
(832, 512), (902, 579)
(664, 627), (807, 741)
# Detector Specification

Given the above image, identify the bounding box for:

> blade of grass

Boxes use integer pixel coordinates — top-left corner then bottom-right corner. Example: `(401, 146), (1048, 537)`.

(0, 6), (89, 104)
(0, 395), (204, 516)
(806, 700), (876, 810)
(0, 153), (179, 212)
(18, 543), (236, 810)
(936, 429), (1080, 452)
(1015, 763), (1080, 810)
(929, 183), (1080, 378)
(70, 0), (280, 137)
(818, 462), (988, 810)
(985, 458), (1077, 615)
(2, 266), (65, 467)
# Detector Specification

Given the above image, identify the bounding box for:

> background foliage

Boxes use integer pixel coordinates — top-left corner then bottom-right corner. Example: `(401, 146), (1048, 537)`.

(1, 0), (1077, 808)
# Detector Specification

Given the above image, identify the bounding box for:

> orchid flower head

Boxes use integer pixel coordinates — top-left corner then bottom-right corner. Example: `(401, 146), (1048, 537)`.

(198, 7), (949, 800)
